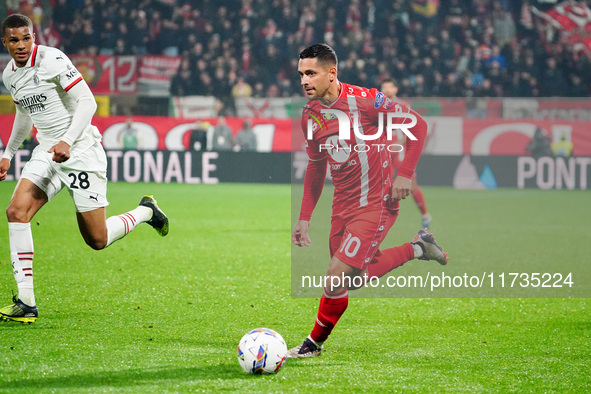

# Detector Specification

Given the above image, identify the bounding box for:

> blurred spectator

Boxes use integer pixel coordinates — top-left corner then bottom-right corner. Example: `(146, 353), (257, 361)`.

(568, 75), (587, 97)
(487, 46), (507, 70)
(211, 117), (234, 151)
(492, 8), (516, 49)
(188, 120), (209, 151)
(252, 82), (266, 98)
(266, 84), (280, 97)
(70, 20), (98, 54)
(118, 117), (139, 150)
(541, 58), (567, 97)
(148, 10), (164, 55)
(200, 73), (215, 96)
(232, 76), (253, 98)
(170, 58), (202, 96)
(99, 20), (118, 55)
(551, 134), (574, 157)
(526, 128), (553, 158)
(234, 119), (258, 152)
(131, 9), (149, 55)
(475, 79), (496, 97)
(113, 38), (129, 56)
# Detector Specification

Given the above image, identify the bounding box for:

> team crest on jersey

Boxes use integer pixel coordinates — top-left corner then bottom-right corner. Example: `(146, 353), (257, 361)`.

(323, 112), (337, 120)
(33, 74), (40, 85)
(374, 92), (385, 109)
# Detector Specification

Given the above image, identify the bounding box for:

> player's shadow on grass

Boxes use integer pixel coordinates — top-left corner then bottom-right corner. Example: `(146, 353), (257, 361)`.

(0, 365), (253, 390)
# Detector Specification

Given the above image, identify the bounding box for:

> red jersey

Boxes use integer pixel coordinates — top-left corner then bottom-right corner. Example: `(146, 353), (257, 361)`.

(299, 81), (427, 220)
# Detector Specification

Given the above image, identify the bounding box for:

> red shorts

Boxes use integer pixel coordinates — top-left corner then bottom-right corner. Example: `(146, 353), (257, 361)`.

(329, 206), (399, 270)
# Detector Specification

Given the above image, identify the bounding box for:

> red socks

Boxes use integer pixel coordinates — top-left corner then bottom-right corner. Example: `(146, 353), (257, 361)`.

(310, 290), (349, 343)
(309, 244), (414, 343)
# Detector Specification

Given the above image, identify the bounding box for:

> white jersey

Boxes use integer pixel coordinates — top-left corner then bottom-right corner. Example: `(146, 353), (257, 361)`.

(2, 44), (101, 153)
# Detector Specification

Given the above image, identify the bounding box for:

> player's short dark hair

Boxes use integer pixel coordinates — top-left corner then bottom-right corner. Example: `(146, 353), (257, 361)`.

(299, 43), (338, 68)
(2, 14), (33, 37)
(381, 78), (398, 87)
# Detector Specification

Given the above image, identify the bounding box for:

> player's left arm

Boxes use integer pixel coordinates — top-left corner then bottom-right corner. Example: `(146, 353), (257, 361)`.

(48, 80), (97, 163)
(392, 109), (427, 201)
(366, 89), (427, 201)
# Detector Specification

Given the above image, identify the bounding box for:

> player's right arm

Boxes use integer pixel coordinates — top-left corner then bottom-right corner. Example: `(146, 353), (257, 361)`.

(1, 108), (33, 181)
(293, 113), (327, 246)
(292, 156), (327, 246)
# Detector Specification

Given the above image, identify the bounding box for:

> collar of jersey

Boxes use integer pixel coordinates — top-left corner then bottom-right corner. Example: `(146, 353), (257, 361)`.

(11, 44), (38, 71)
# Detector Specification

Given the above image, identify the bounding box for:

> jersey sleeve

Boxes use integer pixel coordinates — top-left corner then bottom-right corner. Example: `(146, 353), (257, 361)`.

(397, 108), (427, 178)
(300, 111), (324, 161)
(45, 49), (84, 92)
(299, 109), (327, 220)
(299, 157), (327, 221)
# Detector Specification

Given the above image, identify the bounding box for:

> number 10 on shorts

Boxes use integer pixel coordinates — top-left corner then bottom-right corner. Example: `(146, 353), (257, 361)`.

(339, 233), (361, 258)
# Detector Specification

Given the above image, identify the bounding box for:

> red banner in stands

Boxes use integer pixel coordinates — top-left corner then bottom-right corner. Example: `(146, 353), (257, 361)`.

(462, 119), (591, 156)
(70, 55), (138, 94)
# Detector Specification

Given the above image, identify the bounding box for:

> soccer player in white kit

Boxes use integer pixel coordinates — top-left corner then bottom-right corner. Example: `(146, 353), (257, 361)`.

(0, 14), (169, 323)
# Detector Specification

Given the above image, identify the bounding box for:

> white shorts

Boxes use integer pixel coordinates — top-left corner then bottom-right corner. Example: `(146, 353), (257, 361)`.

(21, 142), (109, 213)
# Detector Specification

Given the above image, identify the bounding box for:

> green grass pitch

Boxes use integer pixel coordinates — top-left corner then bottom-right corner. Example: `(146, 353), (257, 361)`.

(0, 181), (589, 392)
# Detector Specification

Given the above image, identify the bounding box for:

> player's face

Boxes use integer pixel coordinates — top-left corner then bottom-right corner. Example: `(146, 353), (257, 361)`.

(298, 57), (337, 99)
(2, 26), (35, 68)
(381, 82), (398, 99)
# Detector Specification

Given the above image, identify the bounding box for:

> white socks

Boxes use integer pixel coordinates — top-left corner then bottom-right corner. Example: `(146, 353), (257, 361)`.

(7, 206), (153, 307)
(8, 222), (35, 306)
(105, 206), (152, 247)
(412, 243), (424, 259)
(307, 335), (324, 348)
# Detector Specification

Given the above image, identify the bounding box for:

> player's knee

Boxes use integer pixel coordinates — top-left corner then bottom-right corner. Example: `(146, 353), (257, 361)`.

(84, 235), (108, 250)
(6, 204), (29, 223)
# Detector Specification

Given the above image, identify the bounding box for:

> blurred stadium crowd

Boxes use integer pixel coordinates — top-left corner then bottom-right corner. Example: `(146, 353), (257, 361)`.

(8, 0), (591, 98)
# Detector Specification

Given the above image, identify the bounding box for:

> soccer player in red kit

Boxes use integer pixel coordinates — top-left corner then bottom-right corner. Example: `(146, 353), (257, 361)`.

(381, 78), (432, 229)
(288, 43), (448, 358)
